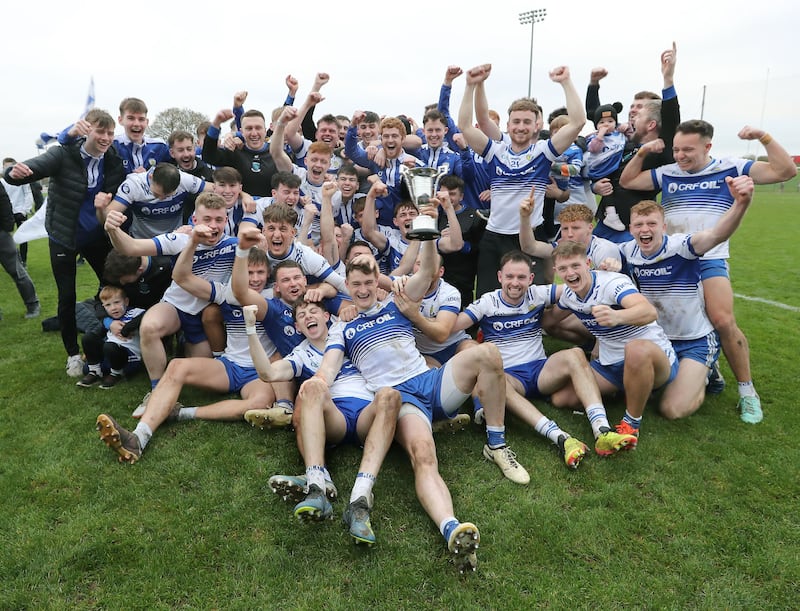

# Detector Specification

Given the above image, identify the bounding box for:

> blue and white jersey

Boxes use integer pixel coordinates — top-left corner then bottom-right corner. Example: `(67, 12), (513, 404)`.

(114, 169), (205, 238)
(619, 234), (713, 340)
(291, 165), (341, 245)
(336, 192), (366, 228)
(105, 307), (146, 357)
(377, 225), (408, 273)
(408, 145), (462, 176)
(223, 199), (254, 237)
(344, 127), (424, 227)
(114, 134), (171, 174)
(584, 130), (626, 180)
(464, 285), (557, 368)
(153, 233), (237, 314)
(413, 279), (470, 355)
(653, 157), (752, 259)
(557, 270), (675, 365)
(326, 301), (429, 392)
(260, 295), (340, 357)
(480, 138), (558, 233)
(285, 339), (373, 402)
(552, 143), (587, 204)
(587, 235), (622, 269)
(267, 241), (346, 293)
(214, 284), (275, 366)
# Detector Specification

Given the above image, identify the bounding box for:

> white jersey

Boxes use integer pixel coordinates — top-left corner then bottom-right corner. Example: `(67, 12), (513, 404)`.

(619, 234), (713, 340)
(114, 170), (204, 238)
(153, 232), (237, 314)
(1, 179), (34, 215)
(413, 279), (470, 355)
(464, 284), (557, 368)
(267, 241), (346, 293)
(326, 301), (429, 392)
(557, 270), (675, 365)
(104, 307), (146, 357)
(285, 339), (373, 402)
(337, 192), (366, 227)
(211, 284), (276, 366)
(587, 235), (622, 269)
(291, 165), (341, 245)
(653, 157), (752, 259)
(480, 138), (558, 233)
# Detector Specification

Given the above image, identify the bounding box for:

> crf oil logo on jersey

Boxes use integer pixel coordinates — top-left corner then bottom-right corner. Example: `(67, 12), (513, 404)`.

(667, 180), (722, 194)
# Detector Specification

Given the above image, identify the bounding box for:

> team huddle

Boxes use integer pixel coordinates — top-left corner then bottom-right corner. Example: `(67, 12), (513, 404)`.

(3, 41), (795, 573)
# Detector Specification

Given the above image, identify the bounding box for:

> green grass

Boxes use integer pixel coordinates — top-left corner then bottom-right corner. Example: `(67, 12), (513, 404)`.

(1, 190), (799, 609)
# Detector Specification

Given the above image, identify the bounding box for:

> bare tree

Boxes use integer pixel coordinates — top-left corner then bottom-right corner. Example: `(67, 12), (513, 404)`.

(149, 108), (209, 142)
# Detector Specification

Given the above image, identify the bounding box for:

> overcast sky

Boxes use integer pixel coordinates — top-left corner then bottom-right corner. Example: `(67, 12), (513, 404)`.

(2, 0), (798, 162)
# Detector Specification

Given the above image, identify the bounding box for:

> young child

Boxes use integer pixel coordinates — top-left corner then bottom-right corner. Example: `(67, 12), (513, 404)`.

(549, 115), (587, 212)
(584, 103), (626, 230)
(77, 285), (145, 389)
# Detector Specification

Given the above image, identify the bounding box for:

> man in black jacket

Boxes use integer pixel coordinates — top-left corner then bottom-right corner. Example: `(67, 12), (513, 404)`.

(4, 109), (124, 377)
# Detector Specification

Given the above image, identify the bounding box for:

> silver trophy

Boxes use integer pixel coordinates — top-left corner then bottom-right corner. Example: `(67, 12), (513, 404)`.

(399, 163), (449, 241)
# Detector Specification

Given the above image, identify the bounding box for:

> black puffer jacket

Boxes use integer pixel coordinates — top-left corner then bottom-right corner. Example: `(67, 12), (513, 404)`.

(0, 182), (15, 233)
(3, 141), (124, 248)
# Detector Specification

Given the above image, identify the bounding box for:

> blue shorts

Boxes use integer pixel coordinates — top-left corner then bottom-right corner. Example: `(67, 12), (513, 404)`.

(218, 356), (260, 393)
(333, 396), (371, 446)
(672, 332), (720, 368)
(395, 364), (468, 423)
(505, 359), (548, 398)
(425, 342), (459, 365)
(591, 356), (679, 392)
(699, 259), (729, 281)
(177, 309), (207, 344)
(394, 368), (444, 422)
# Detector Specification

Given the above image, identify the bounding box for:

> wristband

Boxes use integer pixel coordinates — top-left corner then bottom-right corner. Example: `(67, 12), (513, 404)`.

(245, 325), (257, 336)
(235, 246), (250, 258)
(636, 147), (648, 158)
(759, 133), (773, 146)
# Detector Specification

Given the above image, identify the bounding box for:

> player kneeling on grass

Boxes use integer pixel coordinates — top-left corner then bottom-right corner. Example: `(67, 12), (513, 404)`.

(96, 237), (277, 464)
(618, 176), (757, 420)
(453, 250), (637, 467)
(548, 240), (679, 446)
(241, 300), (400, 546)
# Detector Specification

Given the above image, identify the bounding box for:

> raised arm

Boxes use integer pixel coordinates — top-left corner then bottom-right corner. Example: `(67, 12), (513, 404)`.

(231, 225), (269, 316)
(457, 65), (491, 154)
(519, 186), (556, 258)
(548, 66), (586, 155)
(243, 305), (296, 382)
(433, 191), (463, 254)
(585, 67), (607, 117)
(360, 181), (388, 251)
(738, 127), (797, 184)
(287, 91), (324, 152)
(172, 226), (213, 300)
(104, 209), (158, 256)
(472, 65), (502, 141)
(392, 240), (421, 276)
(202, 108), (236, 166)
(690, 175), (755, 255)
(318, 180), (340, 266)
(403, 239), (437, 302)
(269, 106), (297, 173)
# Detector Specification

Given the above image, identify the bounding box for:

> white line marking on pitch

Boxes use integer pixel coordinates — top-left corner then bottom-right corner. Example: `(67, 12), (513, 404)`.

(734, 293), (800, 313)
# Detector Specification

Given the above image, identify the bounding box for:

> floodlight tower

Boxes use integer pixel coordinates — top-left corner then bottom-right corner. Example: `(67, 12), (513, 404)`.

(519, 8), (547, 98)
